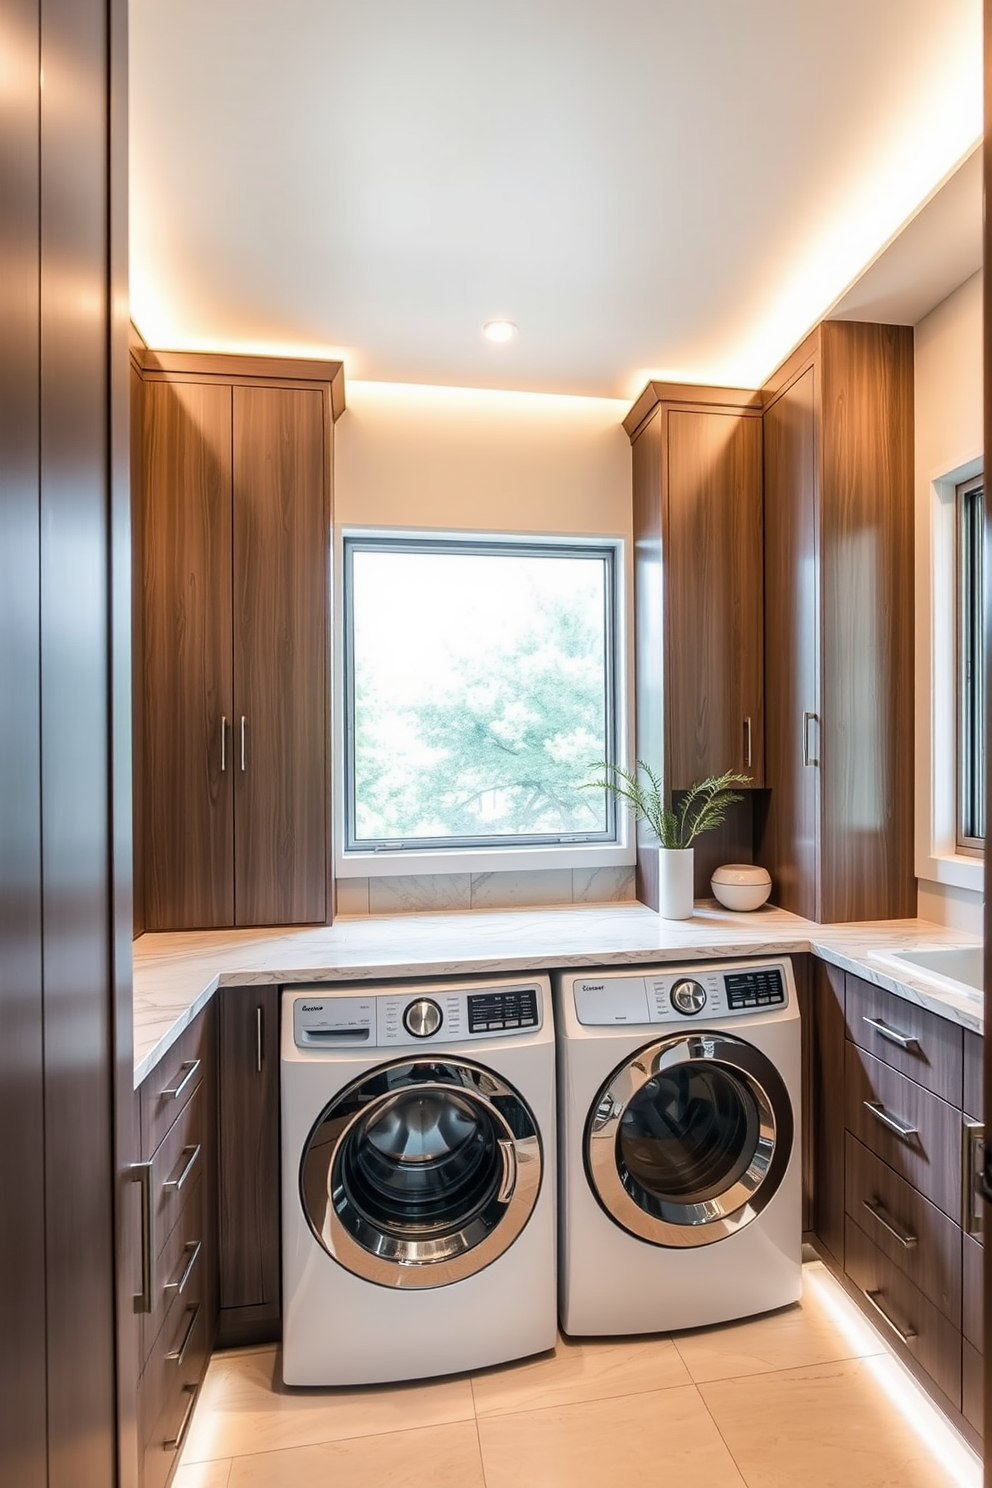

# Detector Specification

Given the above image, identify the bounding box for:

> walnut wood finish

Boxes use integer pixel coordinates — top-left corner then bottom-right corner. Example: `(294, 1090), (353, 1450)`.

(845, 1216), (962, 1408)
(138, 1298), (208, 1488)
(140, 1007), (215, 1162)
(665, 409), (764, 789)
(811, 959), (846, 1264)
(964, 1030), (983, 1119)
(965, 1233), (983, 1352)
(963, 1340), (983, 1439)
(142, 379), (235, 929)
(845, 1133), (961, 1322)
(623, 380), (762, 438)
(760, 362), (819, 919)
(793, 953), (814, 1234)
(845, 1043), (963, 1222)
(217, 987), (281, 1344)
(632, 411), (663, 910)
(130, 358), (146, 937)
(139, 348), (346, 422)
(845, 972), (964, 1107)
(233, 385), (329, 925)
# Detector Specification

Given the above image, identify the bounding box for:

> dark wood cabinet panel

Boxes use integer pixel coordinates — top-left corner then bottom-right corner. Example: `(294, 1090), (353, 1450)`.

(845, 1042), (963, 1223)
(964, 1030), (983, 1120)
(217, 986), (281, 1344)
(845, 973), (963, 1107)
(811, 959), (846, 1264)
(233, 385), (328, 925)
(962, 1339), (983, 1438)
(142, 379), (235, 929)
(965, 1232), (983, 1353)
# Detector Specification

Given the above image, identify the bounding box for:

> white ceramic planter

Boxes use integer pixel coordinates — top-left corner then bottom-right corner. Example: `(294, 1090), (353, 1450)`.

(657, 847), (694, 919)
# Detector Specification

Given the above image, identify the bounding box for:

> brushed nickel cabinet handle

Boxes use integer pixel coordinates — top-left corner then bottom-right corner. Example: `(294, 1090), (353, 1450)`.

(743, 716), (752, 769)
(862, 1016), (920, 1053)
(256, 1005), (264, 1074)
(164, 1239), (202, 1296)
(163, 1143), (201, 1192)
(863, 1101), (918, 1140)
(963, 1119), (984, 1237)
(160, 1058), (200, 1102)
(240, 715), (247, 771)
(130, 1161), (154, 1315)
(863, 1288), (917, 1345)
(862, 1198), (917, 1249)
(497, 1139), (516, 1205)
(165, 1303), (201, 1367)
(221, 715), (227, 772)
(164, 1384), (198, 1452)
(802, 710), (818, 767)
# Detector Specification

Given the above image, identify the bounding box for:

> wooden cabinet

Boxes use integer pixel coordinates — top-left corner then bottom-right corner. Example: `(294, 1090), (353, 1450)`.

(135, 351), (344, 931)
(135, 1007), (216, 1488)
(217, 986), (282, 1347)
(759, 321), (914, 923)
(626, 383), (764, 907)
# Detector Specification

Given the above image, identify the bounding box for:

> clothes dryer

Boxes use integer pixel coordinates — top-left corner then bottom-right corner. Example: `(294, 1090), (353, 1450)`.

(555, 959), (801, 1335)
(281, 975), (556, 1385)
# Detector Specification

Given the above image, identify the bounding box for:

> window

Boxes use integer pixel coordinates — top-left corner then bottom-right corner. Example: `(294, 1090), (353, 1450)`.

(957, 474), (985, 851)
(342, 534), (620, 858)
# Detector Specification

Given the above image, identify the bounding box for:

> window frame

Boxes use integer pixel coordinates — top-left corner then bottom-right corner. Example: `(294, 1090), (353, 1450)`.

(336, 527), (632, 877)
(956, 473), (985, 854)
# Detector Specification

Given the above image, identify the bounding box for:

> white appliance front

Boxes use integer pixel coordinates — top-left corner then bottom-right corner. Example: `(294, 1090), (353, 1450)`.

(281, 975), (557, 1386)
(555, 961), (802, 1336)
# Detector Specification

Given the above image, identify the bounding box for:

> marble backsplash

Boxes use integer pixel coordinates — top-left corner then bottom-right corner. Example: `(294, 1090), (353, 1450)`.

(335, 865), (637, 916)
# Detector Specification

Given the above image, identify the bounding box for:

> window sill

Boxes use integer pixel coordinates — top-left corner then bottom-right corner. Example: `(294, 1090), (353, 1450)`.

(336, 841), (636, 879)
(915, 850), (984, 894)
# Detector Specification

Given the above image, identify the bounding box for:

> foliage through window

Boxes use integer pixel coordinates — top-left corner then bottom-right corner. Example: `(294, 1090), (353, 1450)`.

(343, 536), (618, 852)
(957, 474), (985, 851)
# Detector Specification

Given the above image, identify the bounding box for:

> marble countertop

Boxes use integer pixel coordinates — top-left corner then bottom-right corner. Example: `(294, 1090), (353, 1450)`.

(131, 901), (983, 1085)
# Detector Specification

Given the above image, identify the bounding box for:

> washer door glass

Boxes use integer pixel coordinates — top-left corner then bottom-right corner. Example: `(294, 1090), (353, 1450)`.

(586, 1033), (793, 1248)
(301, 1060), (542, 1289)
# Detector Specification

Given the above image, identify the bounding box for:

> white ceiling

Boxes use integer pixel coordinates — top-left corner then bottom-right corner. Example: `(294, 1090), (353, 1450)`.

(129, 0), (982, 400)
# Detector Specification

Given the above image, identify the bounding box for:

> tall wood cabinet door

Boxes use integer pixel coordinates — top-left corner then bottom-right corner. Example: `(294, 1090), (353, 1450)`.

(761, 365), (819, 919)
(217, 987), (281, 1344)
(232, 385), (328, 926)
(665, 409), (764, 787)
(142, 379), (235, 928)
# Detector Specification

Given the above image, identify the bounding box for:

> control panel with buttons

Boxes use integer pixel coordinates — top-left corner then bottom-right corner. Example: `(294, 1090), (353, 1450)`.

(572, 961), (794, 1026)
(291, 977), (546, 1049)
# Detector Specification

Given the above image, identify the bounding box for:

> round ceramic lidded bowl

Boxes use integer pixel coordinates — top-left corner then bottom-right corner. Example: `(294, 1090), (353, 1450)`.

(710, 863), (772, 911)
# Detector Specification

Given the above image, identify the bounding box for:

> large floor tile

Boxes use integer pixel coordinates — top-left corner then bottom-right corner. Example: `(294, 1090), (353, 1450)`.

(225, 1420), (485, 1488)
(173, 1462), (232, 1488)
(472, 1331), (690, 1416)
(180, 1346), (475, 1463)
(674, 1260), (886, 1384)
(478, 1384), (746, 1488)
(700, 1355), (978, 1488)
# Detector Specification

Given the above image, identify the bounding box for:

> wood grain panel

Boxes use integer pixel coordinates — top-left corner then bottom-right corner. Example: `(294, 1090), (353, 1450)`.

(845, 1042), (962, 1221)
(130, 359), (146, 937)
(963, 1339), (983, 1439)
(623, 380), (762, 438)
(631, 411), (663, 910)
(811, 959), (845, 1264)
(217, 987), (281, 1334)
(845, 1216), (962, 1408)
(818, 321), (915, 922)
(142, 379), (234, 928)
(845, 1133), (961, 1322)
(0, 0), (47, 1480)
(965, 1232), (983, 1352)
(233, 384), (328, 925)
(845, 972), (963, 1106)
(759, 364), (819, 918)
(964, 1030), (983, 1119)
(140, 1005), (215, 1161)
(793, 954), (814, 1234)
(665, 409), (764, 787)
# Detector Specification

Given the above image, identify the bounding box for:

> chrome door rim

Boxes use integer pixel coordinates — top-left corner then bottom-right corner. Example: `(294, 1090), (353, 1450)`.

(585, 1033), (793, 1248)
(301, 1059), (543, 1289)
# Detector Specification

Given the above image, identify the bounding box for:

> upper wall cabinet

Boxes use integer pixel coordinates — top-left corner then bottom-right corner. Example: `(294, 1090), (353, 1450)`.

(626, 384), (765, 802)
(759, 321), (914, 923)
(133, 348), (344, 932)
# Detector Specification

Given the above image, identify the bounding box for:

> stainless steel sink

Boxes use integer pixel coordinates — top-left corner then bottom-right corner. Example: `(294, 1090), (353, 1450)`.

(870, 945), (983, 1001)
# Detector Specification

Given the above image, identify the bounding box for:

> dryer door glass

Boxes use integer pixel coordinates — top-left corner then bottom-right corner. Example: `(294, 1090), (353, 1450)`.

(300, 1060), (542, 1288)
(586, 1033), (793, 1249)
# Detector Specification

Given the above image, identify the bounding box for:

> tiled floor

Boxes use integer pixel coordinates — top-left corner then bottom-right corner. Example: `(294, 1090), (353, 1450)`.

(176, 1261), (981, 1488)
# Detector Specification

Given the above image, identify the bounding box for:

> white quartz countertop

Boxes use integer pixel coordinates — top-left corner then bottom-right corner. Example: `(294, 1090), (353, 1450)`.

(131, 901), (983, 1086)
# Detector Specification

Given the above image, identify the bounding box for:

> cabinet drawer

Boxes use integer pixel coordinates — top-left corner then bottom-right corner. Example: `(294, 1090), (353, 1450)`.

(964, 1030), (983, 1120)
(139, 1297), (207, 1488)
(963, 1232), (983, 1354)
(844, 1134), (960, 1323)
(151, 1079), (206, 1261)
(845, 1217), (961, 1409)
(141, 1008), (214, 1160)
(845, 1042), (962, 1221)
(845, 974), (962, 1106)
(141, 1172), (206, 1371)
(963, 1340), (983, 1438)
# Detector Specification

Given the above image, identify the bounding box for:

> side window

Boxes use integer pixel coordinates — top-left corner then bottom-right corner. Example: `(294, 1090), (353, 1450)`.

(957, 474), (984, 852)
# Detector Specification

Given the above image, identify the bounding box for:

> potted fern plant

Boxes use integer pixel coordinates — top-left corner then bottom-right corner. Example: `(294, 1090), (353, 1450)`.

(588, 762), (750, 919)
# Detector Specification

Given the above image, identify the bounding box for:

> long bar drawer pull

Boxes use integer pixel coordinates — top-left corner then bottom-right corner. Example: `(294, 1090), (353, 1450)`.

(862, 1198), (917, 1249)
(165, 1303), (201, 1367)
(862, 1016), (920, 1053)
(160, 1059), (201, 1102)
(864, 1101), (918, 1140)
(963, 1119), (984, 1237)
(130, 1161), (154, 1314)
(863, 1288), (917, 1345)
(164, 1239), (202, 1296)
(164, 1383), (198, 1452)
(164, 1143), (201, 1192)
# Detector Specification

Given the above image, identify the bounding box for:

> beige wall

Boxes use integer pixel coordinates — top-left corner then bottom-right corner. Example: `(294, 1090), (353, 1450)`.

(913, 270), (983, 932)
(332, 380), (636, 914)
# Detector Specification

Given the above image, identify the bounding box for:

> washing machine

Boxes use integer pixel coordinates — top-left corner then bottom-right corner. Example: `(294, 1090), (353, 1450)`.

(281, 974), (556, 1386)
(555, 959), (801, 1336)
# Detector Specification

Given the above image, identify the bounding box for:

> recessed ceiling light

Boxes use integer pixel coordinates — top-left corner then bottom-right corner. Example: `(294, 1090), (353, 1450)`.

(482, 319), (518, 344)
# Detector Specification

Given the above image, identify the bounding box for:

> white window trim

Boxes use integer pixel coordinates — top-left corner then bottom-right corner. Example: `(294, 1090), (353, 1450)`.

(334, 524), (635, 879)
(916, 453), (984, 895)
